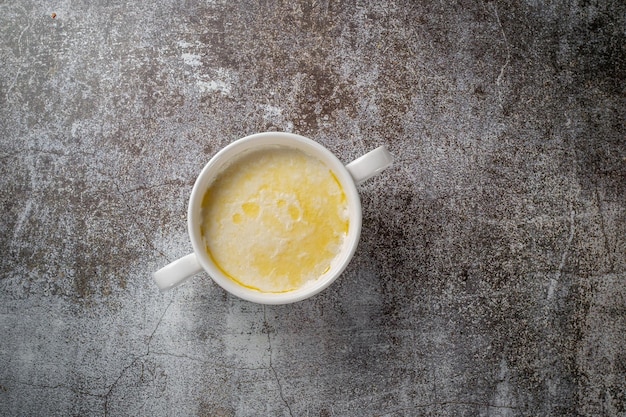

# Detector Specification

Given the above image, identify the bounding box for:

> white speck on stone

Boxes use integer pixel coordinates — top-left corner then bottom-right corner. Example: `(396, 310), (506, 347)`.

(177, 40), (193, 48)
(182, 53), (202, 67)
(197, 80), (231, 96)
(262, 104), (283, 120)
(259, 104), (294, 131)
(489, 358), (516, 416)
(547, 277), (557, 300)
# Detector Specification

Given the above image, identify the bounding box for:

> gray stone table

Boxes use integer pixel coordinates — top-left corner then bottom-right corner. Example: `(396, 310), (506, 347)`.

(1, 1), (625, 416)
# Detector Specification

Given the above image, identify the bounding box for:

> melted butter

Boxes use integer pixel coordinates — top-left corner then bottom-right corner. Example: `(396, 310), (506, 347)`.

(200, 147), (349, 293)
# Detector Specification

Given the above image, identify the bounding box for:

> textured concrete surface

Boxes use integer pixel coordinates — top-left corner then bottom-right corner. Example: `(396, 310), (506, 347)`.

(1, 0), (625, 416)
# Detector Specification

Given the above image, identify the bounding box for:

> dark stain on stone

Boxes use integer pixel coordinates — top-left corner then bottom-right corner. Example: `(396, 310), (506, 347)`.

(359, 139), (602, 413)
(360, 185), (446, 323)
(571, 4), (626, 94)
(195, 0), (360, 135)
(291, 65), (358, 134)
(181, 5), (241, 71)
(319, 409), (331, 417)
(2, 146), (174, 304)
(197, 401), (235, 417)
(570, 106), (625, 203)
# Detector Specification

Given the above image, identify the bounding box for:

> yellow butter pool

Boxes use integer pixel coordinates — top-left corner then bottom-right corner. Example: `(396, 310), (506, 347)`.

(200, 147), (349, 293)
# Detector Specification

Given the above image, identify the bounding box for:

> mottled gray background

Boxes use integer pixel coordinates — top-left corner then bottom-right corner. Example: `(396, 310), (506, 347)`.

(1, 0), (625, 416)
